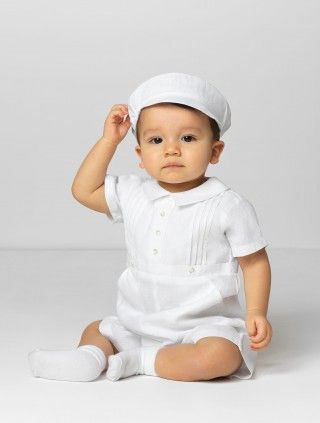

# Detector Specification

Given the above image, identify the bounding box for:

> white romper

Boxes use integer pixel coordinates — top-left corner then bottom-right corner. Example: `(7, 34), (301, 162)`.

(99, 173), (269, 380)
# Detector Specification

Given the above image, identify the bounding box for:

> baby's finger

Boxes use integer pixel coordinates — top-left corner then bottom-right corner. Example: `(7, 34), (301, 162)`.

(111, 104), (128, 110)
(111, 105), (128, 116)
(263, 326), (272, 345)
(250, 337), (270, 350)
(246, 318), (257, 337)
(250, 321), (267, 343)
(250, 332), (264, 343)
(110, 109), (128, 122)
(251, 327), (272, 349)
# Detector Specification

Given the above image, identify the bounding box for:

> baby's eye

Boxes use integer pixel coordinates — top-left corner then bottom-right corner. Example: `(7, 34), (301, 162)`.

(149, 137), (162, 144)
(148, 135), (196, 144)
(182, 135), (196, 142)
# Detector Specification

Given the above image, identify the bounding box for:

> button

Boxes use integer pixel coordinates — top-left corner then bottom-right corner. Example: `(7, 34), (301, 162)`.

(189, 267), (195, 273)
(130, 260), (134, 266)
(160, 211), (165, 216)
(153, 249), (158, 255)
(156, 230), (161, 235)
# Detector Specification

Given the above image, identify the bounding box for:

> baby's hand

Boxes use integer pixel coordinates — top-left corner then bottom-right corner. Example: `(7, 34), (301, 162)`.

(102, 104), (131, 145)
(245, 310), (273, 351)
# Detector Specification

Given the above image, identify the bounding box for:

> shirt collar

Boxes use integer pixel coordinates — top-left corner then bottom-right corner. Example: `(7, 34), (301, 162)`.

(142, 176), (230, 206)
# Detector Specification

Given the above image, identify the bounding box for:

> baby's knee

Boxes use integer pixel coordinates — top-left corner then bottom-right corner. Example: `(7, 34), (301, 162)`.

(83, 320), (102, 334)
(195, 337), (242, 379)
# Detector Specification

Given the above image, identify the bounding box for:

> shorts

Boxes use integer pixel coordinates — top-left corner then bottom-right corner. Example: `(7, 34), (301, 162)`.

(99, 314), (257, 380)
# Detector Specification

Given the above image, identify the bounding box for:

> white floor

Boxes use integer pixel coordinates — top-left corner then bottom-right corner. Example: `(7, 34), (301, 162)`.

(1, 248), (319, 423)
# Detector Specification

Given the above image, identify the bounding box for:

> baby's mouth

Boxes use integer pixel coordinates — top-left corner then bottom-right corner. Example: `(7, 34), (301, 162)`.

(162, 164), (184, 169)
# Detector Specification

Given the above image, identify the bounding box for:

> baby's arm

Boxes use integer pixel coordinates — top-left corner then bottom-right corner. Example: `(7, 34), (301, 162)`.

(71, 104), (130, 214)
(237, 248), (273, 351)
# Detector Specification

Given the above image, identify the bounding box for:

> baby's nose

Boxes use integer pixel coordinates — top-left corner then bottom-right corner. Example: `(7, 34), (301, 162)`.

(165, 141), (181, 151)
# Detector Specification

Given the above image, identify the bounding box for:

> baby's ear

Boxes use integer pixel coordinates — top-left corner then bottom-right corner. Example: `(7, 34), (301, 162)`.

(135, 146), (144, 168)
(210, 140), (224, 164)
(135, 145), (142, 158)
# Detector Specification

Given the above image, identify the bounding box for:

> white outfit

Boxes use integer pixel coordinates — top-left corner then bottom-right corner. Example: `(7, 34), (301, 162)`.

(99, 174), (268, 380)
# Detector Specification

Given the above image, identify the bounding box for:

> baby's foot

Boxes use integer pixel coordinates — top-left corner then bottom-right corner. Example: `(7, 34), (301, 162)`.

(28, 345), (107, 382)
(106, 346), (161, 381)
(106, 348), (142, 381)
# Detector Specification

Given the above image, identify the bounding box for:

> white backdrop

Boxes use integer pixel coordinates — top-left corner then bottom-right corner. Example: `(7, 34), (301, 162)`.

(1, 0), (319, 249)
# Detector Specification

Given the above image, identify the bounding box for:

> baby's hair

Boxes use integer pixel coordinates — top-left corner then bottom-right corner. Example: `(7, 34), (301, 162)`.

(135, 102), (221, 145)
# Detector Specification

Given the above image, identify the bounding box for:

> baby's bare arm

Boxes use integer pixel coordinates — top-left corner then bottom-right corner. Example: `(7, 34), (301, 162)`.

(71, 104), (130, 213)
(237, 248), (273, 350)
(71, 138), (118, 213)
(237, 248), (271, 317)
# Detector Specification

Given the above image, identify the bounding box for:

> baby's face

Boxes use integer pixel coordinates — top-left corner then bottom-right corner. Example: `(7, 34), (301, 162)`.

(134, 103), (224, 191)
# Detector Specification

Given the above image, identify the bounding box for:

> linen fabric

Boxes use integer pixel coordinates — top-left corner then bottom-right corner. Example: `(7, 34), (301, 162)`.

(99, 174), (268, 379)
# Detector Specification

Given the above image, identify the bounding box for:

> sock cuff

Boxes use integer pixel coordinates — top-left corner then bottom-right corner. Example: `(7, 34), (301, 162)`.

(140, 346), (161, 376)
(78, 345), (107, 369)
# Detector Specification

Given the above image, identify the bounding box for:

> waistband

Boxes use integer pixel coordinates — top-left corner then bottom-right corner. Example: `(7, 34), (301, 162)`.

(126, 257), (239, 277)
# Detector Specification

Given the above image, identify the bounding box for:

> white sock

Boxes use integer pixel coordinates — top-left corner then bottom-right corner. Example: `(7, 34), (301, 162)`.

(106, 346), (161, 381)
(28, 345), (107, 382)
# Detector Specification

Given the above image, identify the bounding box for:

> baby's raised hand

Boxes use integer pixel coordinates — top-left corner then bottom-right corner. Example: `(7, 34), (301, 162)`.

(245, 310), (273, 351)
(102, 104), (131, 145)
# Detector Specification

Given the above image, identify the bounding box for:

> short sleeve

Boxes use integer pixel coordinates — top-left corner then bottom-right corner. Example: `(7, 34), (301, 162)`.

(104, 173), (141, 224)
(221, 196), (269, 257)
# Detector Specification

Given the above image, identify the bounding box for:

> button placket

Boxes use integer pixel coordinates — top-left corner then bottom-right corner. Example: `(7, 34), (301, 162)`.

(152, 198), (174, 258)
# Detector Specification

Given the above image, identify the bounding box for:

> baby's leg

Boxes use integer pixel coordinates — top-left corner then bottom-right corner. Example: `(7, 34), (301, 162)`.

(154, 337), (242, 382)
(77, 320), (119, 355)
(28, 320), (118, 382)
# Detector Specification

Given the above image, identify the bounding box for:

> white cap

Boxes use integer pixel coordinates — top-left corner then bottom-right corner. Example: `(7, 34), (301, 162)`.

(128, 72), (231, 138)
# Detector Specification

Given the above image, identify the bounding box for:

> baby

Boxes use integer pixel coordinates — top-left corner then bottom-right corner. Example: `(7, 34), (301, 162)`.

(28, 72), (272, 382)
